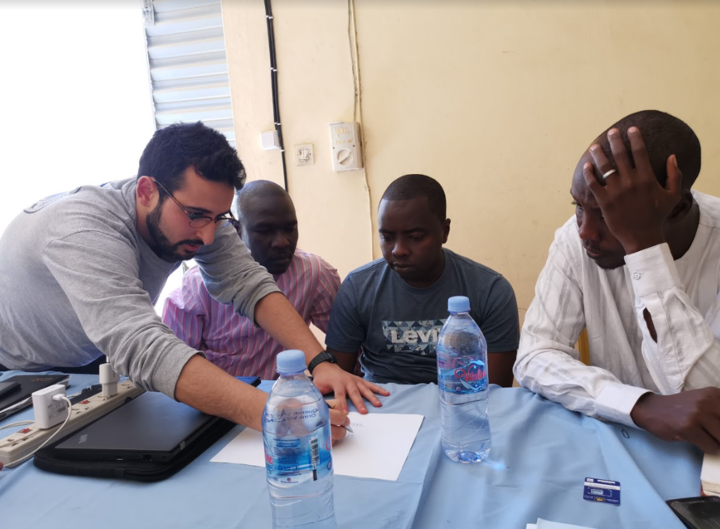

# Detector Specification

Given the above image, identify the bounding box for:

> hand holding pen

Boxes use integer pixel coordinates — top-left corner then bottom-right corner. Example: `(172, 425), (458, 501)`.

(326, 399), (353, 444)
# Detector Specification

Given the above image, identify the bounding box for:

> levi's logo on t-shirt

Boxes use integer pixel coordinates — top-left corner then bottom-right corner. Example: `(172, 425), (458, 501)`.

(381, 320), (446, 356)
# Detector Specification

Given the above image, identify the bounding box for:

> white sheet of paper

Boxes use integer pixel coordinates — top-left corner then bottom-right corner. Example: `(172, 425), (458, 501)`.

(702, 453), (720, 491)
(211, 412), (424, 482)
(536, 519), (596, 529)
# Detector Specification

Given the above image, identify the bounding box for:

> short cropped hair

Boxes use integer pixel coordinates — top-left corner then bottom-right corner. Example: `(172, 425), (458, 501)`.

(137, 121), (246, 194)
(381, 174), (447, 221)
(234, 180), (290, 220)
(596, 110), (701, 188)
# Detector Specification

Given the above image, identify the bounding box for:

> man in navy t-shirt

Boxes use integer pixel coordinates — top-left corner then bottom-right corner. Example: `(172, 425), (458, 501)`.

(325, 174), (520, 387)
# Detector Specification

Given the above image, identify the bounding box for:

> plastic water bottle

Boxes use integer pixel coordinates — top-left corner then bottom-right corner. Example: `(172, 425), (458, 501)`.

(262, 350), (336, 528)
(436, 295), (491, 463)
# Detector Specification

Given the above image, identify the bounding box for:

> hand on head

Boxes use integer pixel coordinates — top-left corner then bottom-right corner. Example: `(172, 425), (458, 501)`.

(583, 127), (683, 255)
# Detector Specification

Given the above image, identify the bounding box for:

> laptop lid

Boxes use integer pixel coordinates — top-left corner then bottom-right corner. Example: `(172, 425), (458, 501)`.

(54, 392), (218, 463)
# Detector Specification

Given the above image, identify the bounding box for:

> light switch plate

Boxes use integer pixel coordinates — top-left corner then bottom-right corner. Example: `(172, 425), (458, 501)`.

(295, 143), (314, 166)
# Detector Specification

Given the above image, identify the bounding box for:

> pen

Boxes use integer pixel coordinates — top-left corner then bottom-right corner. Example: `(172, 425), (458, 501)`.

(326, 401), (354, 433)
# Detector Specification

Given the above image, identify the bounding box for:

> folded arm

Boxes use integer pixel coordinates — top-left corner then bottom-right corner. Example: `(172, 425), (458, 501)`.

(625, 244), (720, 393)
(623, 245), (720, 453)
(514, 233), (650, 427)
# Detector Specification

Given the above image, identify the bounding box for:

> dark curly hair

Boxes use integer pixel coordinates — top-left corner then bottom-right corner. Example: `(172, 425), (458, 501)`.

(137, 121), (246, 195)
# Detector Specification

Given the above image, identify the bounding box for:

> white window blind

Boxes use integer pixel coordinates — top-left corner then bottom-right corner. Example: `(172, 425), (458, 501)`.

(143, 0), (235, 146)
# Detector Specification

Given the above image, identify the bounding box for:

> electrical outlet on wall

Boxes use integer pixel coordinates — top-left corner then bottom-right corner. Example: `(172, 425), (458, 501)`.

(295, 144), (314, 166)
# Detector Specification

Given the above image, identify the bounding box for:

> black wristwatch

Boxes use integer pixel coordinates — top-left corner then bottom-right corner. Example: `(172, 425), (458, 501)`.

(307, 351), (338, 375)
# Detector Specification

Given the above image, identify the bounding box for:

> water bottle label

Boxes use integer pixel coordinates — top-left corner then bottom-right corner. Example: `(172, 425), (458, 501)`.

(438, 357), (488, 394)
(264, 426), (333, 486)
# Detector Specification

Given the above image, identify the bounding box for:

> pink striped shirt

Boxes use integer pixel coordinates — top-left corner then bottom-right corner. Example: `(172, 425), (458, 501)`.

(162, 249), (341, 379)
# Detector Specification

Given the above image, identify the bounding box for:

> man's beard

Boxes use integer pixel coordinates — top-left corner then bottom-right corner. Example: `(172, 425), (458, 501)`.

(146, 202), (203, 263)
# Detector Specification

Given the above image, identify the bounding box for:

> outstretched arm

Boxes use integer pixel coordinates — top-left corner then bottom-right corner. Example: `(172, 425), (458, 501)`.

(253, 292), (389, 414)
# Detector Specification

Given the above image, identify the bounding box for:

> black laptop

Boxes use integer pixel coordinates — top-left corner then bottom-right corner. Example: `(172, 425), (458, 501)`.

(53, 392), (225, 463)
(35, 376), (260, 480)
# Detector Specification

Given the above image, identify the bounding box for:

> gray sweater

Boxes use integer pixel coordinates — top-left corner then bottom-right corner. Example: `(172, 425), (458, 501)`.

(0, 179), (281, 398)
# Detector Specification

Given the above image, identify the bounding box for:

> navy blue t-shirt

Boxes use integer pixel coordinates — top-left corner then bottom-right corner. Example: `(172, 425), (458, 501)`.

(325, 249), (519, 385)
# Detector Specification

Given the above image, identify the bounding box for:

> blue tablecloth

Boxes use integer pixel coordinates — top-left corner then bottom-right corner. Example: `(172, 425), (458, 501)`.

(0, 371), (702, 528)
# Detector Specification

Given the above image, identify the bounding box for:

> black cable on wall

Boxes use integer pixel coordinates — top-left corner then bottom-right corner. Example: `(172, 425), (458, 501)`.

(264, 0), (289, 191)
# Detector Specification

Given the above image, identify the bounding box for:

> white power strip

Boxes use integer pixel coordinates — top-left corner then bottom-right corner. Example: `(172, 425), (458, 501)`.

(0, 379), (144, 468)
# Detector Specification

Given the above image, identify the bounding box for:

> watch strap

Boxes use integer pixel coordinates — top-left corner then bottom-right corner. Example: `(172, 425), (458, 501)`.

(307, 351), (337, 375)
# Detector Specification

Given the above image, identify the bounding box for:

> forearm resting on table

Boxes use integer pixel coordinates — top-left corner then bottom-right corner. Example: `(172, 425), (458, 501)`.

(174, 355), (267, 431)
(254, 292), (324, 363)
(488, 351), (517, 388)
(331, 349), (359, 373)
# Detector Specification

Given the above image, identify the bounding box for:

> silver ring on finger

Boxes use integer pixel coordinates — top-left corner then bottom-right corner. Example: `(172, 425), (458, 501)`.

(602, 169), (617, 179)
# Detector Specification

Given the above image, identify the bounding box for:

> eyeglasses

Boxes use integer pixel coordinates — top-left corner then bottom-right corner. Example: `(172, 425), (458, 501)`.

(152, 178), (238, 229)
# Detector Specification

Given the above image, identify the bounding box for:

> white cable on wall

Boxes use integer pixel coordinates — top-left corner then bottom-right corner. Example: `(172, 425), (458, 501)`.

(348, 0), (374, 261)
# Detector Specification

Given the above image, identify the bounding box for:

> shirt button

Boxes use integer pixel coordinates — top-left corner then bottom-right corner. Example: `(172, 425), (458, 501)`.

(632, 271), (643, 280)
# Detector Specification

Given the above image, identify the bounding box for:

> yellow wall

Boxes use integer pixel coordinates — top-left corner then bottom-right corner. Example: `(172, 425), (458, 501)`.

(222, 0), (720, 320)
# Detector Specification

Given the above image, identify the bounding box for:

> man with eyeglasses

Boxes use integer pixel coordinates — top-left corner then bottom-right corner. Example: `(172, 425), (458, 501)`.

(0, 122), (387, 440)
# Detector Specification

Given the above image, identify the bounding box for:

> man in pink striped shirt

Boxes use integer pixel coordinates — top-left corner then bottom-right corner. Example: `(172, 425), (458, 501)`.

(162, 180), (341, 380)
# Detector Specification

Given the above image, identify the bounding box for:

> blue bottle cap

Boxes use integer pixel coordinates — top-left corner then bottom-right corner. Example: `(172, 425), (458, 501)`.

(276, 349), (307, 374)
(448, 295), (470, 313)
